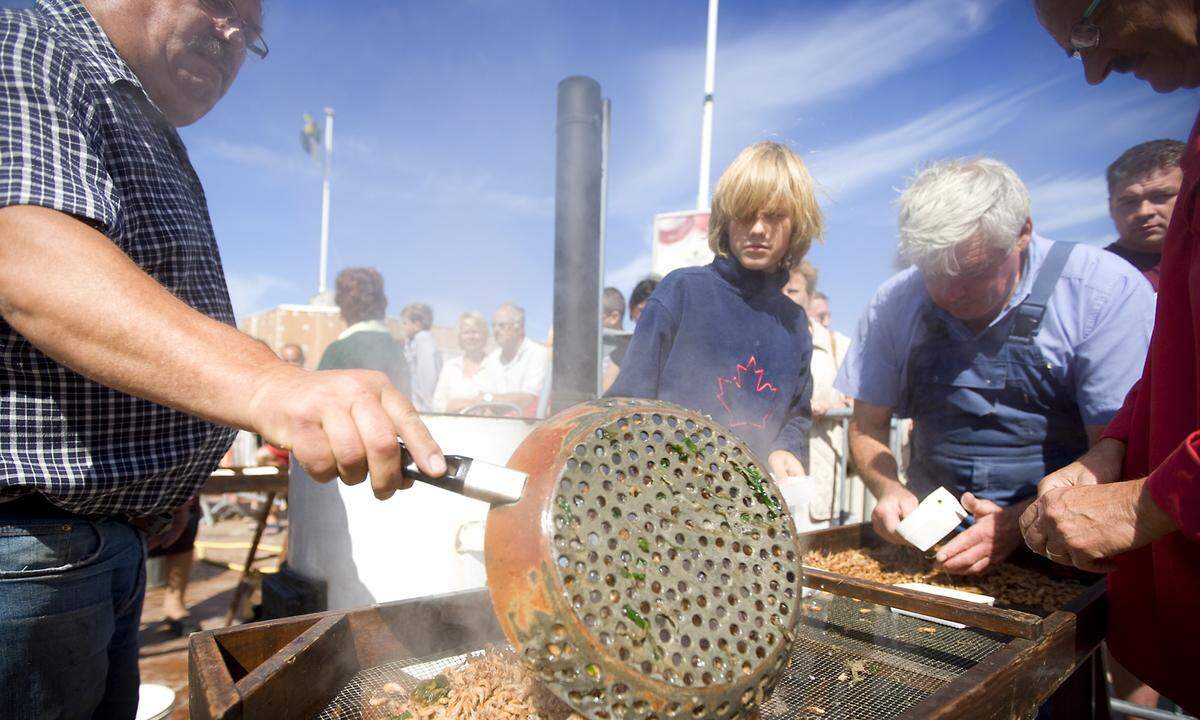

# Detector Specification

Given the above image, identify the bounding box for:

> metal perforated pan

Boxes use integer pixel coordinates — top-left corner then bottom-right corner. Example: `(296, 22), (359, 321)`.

(480, 398), (804, 720)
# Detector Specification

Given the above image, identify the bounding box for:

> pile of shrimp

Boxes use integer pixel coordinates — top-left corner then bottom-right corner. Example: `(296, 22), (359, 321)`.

(363, 649), (585, 720)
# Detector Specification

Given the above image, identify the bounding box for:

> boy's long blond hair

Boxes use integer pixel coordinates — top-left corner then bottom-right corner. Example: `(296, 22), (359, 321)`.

(708, 142), (823, 270)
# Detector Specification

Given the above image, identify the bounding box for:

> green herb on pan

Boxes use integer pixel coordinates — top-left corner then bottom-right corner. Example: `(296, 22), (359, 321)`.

(659, 457), (670, 469)
(665, 442), (689, 463)
(637, 537), (651, 553)
(683, 437), (700, 455)
(623, 604), (650, 631)
(731, 460), (783, 519)
(620, 566), (647, 582)
(600, 427), (619, 443)
(411, 675), (450, 705)
(556, 495), (578, 527)
(585, 663), (601, 679)
(739, 512), (774, 530)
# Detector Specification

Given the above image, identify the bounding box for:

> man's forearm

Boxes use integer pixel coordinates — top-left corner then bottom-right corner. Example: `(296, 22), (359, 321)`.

(445, 396), (476, 413)
(0, 206), (280, 430)
(493, 392), (538, 409)
(849, 417), (902, 498)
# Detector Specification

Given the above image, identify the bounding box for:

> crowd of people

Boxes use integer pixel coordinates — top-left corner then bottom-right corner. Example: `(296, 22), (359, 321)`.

(0, 0), (1197, 717)
(418, 301), (551, 418)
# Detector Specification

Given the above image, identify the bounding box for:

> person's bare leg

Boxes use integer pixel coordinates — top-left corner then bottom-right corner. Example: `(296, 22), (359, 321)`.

(1107, 646), (1161, 717)
(161, 549), (194, 622)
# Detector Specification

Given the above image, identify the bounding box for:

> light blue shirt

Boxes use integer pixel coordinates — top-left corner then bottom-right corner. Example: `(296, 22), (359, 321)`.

(405, 329), (443, 412)
(834, 235), (1155, 426)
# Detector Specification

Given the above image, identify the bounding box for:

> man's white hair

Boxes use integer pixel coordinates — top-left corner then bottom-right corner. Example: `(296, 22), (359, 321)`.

(897, 157), (1031, 275)
(495, 301), (526, 323)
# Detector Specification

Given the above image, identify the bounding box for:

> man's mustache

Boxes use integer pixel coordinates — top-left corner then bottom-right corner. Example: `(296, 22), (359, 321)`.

(187, 35), (233, 75)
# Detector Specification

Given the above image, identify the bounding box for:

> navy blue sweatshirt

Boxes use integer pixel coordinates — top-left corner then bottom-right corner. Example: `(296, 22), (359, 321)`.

(607, 254), (813, 467)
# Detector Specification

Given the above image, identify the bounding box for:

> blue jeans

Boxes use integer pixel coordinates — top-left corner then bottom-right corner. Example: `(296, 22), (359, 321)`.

(0, 506), (146, 720)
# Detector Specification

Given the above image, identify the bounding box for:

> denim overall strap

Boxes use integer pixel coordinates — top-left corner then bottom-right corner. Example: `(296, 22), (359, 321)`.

(1011, 241), (1075, 340)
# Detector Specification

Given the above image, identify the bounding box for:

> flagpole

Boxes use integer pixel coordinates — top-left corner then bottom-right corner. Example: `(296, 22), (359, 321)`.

(318, 107), (334, 295)
(697, 0), (718, 211)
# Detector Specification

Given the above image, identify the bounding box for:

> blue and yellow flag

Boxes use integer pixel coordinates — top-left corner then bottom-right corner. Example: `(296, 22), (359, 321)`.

(300, 113), (321, 161)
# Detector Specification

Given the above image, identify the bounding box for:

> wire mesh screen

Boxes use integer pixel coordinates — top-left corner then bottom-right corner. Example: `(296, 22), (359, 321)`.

(315, 591), (1008, 719)
(764, 591), (1007, 719)
(316, 649), (490, 720)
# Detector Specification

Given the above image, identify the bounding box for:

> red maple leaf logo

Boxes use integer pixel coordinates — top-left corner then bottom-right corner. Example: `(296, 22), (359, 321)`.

(715, 356), (778, 429)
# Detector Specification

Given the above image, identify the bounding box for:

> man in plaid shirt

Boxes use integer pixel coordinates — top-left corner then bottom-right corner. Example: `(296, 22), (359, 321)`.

(0, 1), (447, 716)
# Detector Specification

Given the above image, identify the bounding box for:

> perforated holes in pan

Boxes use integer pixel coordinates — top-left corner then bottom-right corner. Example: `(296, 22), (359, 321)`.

(539, 408), (802, 720)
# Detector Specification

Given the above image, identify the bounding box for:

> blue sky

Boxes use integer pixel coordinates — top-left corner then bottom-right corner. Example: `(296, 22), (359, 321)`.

(10, 0), (1197, 341)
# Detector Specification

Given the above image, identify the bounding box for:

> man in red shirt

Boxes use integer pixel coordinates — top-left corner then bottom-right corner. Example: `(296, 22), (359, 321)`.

(1024, 0), (1200, 713)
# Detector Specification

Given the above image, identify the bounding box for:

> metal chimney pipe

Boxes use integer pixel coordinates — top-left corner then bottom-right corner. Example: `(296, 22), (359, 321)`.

(550, 76), (604, 415)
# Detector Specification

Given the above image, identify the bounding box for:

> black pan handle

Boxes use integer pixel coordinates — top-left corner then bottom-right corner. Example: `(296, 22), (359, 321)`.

(399, 441), (471, 492)
(398, 440), (526, 505)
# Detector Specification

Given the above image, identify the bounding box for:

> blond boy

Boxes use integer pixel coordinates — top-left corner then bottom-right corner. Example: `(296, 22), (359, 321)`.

(608, 142), (822, 477)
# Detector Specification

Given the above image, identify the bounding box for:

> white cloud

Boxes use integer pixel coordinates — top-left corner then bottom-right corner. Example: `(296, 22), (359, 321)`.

(1026, 175), (1110, 234)
(328, 131), (554, 217)
(196, 138), (319, 177)
(808, 89), (1028, 201)
(604, 251), (654, 294)
(1075, 90), (1197, 142)
(714, 0), (997, 116)
(361, 171), (552, 217)
(226, 272), (295, 319)
(612, 0), (1004, 216)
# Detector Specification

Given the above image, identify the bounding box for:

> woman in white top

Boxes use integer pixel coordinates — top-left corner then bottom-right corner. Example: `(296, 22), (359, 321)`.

(432, 311), (490, 413)
(783, 262), (853, 529)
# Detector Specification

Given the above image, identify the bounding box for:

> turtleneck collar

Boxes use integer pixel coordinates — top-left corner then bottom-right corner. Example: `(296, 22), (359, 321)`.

(710, 253), (788, 296)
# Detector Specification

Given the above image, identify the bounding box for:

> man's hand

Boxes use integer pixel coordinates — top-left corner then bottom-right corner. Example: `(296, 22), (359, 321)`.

(811, 398), (850, 420)
(871, 483), (919, 545)
(247, 365), (446, 500)
(147, 500), (194, 551)
(768, 450), (806, 480)
(1038, 437), (1126, 495)
(1020, 478), (1176, 573)
(935, 494), (1026, 575)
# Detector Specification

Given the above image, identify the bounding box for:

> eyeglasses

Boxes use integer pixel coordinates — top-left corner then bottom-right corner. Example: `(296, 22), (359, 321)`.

(493, 321), (523, 330)
(199, 0), (269, 59)
(1068, 0), (1106, 58)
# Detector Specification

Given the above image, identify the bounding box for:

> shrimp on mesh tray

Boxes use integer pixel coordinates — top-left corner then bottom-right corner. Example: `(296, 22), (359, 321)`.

(362, 648), (585, 720)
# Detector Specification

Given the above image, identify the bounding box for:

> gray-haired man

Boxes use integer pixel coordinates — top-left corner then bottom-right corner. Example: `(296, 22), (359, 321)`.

(835, 157), (1154, 575)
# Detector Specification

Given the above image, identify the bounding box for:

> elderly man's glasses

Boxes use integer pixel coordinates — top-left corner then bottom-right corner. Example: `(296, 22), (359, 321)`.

(199, 0), (269, 59)
(1068, 0), (1106, 58)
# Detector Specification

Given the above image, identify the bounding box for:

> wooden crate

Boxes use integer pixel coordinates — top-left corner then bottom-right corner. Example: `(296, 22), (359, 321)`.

(189, 589), (504, 720)
(189, 526), (1110, 720)
(797, 523), (1110, 720)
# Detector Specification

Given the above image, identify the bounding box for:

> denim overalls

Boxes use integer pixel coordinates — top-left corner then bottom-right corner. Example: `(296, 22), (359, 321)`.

(903, 242), (1087, 507)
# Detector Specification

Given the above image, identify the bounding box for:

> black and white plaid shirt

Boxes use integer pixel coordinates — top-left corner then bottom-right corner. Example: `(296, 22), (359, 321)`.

(0, 0), (237, 516)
